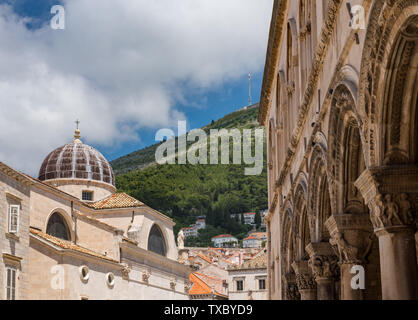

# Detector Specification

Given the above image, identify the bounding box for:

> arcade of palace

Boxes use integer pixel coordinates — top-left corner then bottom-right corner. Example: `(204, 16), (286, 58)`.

(259, 0), (418, 300)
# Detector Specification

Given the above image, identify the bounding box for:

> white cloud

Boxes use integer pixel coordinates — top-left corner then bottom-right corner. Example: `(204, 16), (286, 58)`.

(0, 0), (273, 175)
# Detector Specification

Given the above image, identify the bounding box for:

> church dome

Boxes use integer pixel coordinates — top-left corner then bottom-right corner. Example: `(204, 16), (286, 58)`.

(38, 128), (115, 187)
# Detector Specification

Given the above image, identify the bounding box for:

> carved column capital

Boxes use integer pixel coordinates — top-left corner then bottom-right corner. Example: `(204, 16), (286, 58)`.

(325, 214), (374, 265)
(306, 242), (339, 280)
(355, 167), (418, 231)
(282, 273), (301, 300)
(291, 260), (316, 290)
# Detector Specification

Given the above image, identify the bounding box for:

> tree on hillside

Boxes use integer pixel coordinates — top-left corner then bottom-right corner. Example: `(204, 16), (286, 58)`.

(255, 211), (261, 229)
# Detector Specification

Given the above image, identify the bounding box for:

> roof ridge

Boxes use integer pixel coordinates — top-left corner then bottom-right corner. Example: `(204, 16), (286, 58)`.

(194, 272), (220, 281)
(86, 192), (144, 210)
(190, 273), (226, 298)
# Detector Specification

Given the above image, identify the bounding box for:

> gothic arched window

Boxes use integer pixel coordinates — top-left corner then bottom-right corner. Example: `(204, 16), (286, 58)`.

(148, 224), (166, 256)
(46, 212), (71, 241)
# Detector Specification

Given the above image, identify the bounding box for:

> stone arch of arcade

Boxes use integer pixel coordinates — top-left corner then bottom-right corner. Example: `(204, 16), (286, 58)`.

(356, 1), (418, 300)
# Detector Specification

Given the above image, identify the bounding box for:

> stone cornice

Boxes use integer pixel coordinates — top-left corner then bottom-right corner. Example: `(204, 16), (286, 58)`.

(30, 233), (122, 267)
(81, 203), (175, 227)
(44, 178), (116, 194)
(0, 161), (34, 187)
(259, 0), (290, 125)
(74, 210), (124, 233)
(119, 241), (191, 277)
(2, 253), (23, 267)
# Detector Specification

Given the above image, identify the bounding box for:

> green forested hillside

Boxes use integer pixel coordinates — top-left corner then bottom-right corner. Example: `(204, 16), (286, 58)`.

(111, 104), (260, 174)
(112, 104), (268, 246)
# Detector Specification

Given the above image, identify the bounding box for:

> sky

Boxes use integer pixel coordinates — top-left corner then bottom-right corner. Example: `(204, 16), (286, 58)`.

(0, 0), (273, 176)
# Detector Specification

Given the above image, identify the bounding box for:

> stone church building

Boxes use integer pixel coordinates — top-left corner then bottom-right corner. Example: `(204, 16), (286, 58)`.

(260, 0), (418, 300)
(0, 128), (190, 300)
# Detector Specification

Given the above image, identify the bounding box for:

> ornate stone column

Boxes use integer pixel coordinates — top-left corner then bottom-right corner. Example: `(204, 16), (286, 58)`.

(355, 166), (418, 300)
(306, 242), (339, 300)
(325, 214), (374, 300)
(282, 273), (301, 300)
(291, 260), (317, 300)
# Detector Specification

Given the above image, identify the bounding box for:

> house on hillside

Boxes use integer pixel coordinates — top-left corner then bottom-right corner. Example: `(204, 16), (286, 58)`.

(181, 226), (198, 238)
(195, 216), (206, 230)
(211, 234), (238, 248)
(250, 232), (267, 242)
(243, 212), (256, 225)
(180, 216), (206, 239)
(243, 236), (261, 248)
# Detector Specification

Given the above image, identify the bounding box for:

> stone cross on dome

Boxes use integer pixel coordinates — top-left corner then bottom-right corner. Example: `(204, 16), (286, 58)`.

(74, 119), (82, 143)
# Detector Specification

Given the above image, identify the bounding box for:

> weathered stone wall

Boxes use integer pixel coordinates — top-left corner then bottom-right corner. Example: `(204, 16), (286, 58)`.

(0, 171), (30, 300)
(228, 268), (268, 300)
(262, 0), (418, 300)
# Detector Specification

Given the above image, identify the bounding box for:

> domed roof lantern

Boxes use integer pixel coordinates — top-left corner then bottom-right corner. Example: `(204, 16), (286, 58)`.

(74, 119), (82, 144)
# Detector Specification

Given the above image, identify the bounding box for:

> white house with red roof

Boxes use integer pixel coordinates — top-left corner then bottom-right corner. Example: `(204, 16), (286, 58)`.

(195, 217), (206, 230)
(181, 226), (198, 238)
(243, 212), (256, 225)
(243, 236), (261, 248)
(211, 234), (238, 248)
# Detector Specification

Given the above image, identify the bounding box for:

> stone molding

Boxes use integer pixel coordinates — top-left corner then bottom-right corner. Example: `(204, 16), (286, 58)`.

(142, 269), (151, 284)
(121, 263), (131, 279)
(170, 277), (177, 290)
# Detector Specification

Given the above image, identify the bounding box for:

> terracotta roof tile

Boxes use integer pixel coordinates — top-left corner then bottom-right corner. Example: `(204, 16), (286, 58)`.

(250, 232), (267, 239)
(211, 234), (235, 239)
(85, 193), (144, 210)
(229, 252), (267, 270)
(196, 253), (212, 264)
(30, 228), (118, 263)
(189, 272), (227, 298)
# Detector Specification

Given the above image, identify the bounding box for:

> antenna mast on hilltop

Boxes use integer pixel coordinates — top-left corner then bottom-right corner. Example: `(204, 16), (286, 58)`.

(248, 73), (252, 106)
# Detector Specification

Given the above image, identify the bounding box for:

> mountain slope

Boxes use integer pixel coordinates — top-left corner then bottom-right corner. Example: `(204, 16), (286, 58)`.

(111, 104), (260, 175)
(111, 104), (267, 245)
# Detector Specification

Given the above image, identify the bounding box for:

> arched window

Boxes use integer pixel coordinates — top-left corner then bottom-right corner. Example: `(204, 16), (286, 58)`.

(46, 212), (71, 241)
(148, 224), (166, 256)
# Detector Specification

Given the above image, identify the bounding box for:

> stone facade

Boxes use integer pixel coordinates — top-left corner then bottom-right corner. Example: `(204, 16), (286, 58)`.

(227, 253), (268, 300)
(0, 164), (31, 300)
(260, 0), (418, 300)
(0, 132), (191, 300)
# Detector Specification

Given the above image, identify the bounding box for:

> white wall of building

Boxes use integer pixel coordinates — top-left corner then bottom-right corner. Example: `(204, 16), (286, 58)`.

(228, 269), (267, 300)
